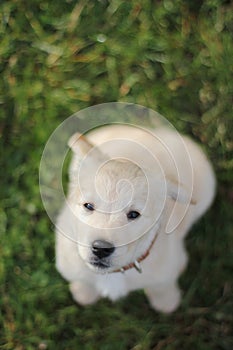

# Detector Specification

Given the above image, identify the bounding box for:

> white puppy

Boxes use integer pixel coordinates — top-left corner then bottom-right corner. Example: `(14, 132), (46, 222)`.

(56, 124), (215, 313)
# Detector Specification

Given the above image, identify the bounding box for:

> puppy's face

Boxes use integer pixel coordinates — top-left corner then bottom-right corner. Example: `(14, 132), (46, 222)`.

(67, 134), (166, 273)
(67, 131), (193, 273)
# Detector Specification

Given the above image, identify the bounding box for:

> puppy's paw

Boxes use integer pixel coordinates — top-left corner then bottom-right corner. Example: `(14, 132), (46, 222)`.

(145, 283), (181, 313)
(69, 281), (100, 306)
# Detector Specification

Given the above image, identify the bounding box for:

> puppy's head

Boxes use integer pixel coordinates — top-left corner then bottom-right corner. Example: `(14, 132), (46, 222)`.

(66, 131), (192, 273)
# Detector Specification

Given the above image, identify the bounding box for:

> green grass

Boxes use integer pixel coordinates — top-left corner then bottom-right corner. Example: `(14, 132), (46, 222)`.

(0, 0), (232, 349)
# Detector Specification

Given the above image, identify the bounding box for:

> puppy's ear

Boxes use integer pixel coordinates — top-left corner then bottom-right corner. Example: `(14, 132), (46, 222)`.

(165, 178), (197, 234)
(167, 178), (196, 205)
(68, 132), (93, 157)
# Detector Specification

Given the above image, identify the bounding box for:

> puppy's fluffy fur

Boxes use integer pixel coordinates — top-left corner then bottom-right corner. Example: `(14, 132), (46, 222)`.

(56, 125), (215, 312)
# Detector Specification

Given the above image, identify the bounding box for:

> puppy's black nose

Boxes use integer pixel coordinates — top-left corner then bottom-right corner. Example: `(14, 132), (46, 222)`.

(92, 240), (115, 259)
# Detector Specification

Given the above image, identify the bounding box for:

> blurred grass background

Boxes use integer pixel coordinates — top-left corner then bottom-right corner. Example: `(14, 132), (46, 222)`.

(0, 0), (232, 349)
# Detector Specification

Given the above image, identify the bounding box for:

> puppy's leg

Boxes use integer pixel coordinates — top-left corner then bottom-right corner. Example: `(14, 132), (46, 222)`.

(69, 281), (100, 306)
(144, 282), (181, 313)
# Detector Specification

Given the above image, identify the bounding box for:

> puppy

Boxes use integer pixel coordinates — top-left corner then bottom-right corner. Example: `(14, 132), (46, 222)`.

(56, 124), (215, 313)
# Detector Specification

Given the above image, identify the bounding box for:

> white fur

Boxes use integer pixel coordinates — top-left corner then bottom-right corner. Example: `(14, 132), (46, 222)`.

(56, 125), (215, 312)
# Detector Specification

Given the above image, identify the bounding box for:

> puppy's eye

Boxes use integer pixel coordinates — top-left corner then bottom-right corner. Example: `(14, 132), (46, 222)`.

(83, 203), (95, 211)
(127, 211), (140, 220)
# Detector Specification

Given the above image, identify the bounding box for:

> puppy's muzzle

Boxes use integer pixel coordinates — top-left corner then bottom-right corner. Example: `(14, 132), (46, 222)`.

(92, 240), (115, 259)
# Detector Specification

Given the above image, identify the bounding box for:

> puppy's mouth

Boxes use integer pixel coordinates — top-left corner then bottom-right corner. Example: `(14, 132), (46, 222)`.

(89, 257), (112, 272)
(87, 232), (159, 274)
